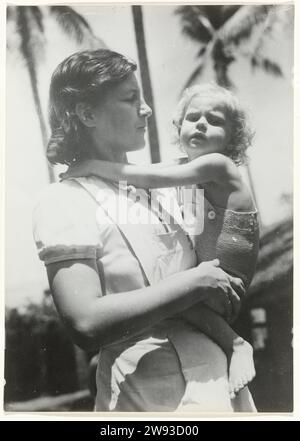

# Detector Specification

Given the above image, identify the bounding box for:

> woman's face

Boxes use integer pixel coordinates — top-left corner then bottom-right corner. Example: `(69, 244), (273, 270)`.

(90, 73), (152, 159)
(179, 95), (231, 161)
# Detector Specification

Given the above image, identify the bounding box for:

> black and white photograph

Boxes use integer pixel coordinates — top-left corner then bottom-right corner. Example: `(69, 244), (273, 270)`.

(4, 1), (294, 415)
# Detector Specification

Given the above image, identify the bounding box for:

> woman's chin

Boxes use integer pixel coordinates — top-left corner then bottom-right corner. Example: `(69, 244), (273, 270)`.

(127, 142), (146, 152)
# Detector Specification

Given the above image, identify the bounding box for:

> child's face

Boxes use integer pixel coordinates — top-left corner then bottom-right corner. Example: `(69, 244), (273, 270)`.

(180, 95), (231, 161)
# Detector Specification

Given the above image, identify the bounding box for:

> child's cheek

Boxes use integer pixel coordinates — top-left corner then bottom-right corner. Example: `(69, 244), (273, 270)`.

(180, 133), (188, 150)
(179, 126), (188, 147)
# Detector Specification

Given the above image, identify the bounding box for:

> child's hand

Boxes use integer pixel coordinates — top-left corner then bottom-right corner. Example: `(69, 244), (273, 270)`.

(59, 160), (95, 180)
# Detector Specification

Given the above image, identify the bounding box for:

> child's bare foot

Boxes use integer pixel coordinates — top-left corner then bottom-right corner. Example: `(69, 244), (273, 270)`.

(229, 338), (256, 399)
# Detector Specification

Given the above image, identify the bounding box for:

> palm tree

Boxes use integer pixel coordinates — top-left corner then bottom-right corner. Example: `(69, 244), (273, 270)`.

(175, 5), (286, 90)
(7, 6), (105, 182)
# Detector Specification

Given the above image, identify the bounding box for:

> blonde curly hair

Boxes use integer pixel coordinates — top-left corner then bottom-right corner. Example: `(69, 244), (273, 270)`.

(172, 83), (254, 166)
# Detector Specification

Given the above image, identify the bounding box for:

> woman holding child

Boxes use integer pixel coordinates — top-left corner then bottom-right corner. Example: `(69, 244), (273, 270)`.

(33, 49), (258, 412)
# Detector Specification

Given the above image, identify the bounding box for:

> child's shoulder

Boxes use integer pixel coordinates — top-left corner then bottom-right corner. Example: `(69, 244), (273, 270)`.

(205, 153), (236, 168)
(194, 153), (240, 182)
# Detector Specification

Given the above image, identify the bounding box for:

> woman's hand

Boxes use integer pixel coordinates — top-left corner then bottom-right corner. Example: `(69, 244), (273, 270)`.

(59, 160), (97, 181)
(191, 259), (245, 322)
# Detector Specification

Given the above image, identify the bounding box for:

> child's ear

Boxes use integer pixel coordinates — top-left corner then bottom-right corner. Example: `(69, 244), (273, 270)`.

(75, 102), (96, 128)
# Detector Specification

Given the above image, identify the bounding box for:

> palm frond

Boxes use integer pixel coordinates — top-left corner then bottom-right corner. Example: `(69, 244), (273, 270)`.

(260, 6), (280, 39)
(176, 5), (209, 21)
(175, 5), (214, 43)
(197, 46), (207, 57)
(176, 5), (242, 40)
(213, 60), (235, 89)
(200, 5), (240, 30)
(6, 6), (17, 50)
(250, 7), (283, 67)
(29, 6), (44, 32)
(251, 55), (283, 77)
(16, 7), (34, 70)
(180, 43), (210, 91)
(181, 64), (206, 92)
(17, 7), (46, 66)
(220, 5), (242, 23)
(212, 39), (235, 88)
(223, 5), (274, 47)
(50, 6), (94, 44)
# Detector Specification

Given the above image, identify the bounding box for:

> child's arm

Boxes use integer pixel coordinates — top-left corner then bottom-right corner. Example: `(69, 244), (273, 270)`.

(60, 153), (238, 188)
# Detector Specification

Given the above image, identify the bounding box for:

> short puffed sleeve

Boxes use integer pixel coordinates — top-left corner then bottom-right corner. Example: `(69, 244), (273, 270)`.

(32, 180), (102, 265)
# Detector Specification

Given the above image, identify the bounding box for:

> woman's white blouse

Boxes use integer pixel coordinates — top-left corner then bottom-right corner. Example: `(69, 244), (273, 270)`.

(32, 176), (196, 289)
(33, 176), (254, 412)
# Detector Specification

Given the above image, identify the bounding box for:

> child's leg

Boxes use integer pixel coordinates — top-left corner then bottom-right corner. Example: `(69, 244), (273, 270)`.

(180, 304), (256, 398)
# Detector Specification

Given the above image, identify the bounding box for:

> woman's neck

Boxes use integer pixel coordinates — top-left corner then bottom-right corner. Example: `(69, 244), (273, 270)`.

(93, 149), (128, 163)
(89, 136), (128, 163)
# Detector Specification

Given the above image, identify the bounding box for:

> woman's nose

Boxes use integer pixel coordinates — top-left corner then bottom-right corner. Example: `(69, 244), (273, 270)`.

(139, 99), (152, 118)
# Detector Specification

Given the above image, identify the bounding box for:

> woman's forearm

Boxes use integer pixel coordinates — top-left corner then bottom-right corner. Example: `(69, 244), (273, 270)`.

(74, 267), (210, 350)
(48, 259), (239, 351)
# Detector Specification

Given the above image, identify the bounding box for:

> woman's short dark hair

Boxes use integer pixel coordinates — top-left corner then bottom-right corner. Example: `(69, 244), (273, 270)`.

(47, 49), (137, 165)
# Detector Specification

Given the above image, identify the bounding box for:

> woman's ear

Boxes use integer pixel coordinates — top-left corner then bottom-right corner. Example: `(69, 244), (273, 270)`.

(75, 102), (96, 128)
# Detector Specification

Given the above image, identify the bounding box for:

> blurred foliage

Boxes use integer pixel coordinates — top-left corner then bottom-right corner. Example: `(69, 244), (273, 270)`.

(175, 4), (292, 89)
(5, 294), (81, 402)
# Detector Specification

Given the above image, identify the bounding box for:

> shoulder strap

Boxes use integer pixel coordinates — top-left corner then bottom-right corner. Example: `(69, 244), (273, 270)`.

(73, 177), (157, 285)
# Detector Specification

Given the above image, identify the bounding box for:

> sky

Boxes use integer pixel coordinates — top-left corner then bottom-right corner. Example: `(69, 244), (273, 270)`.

(5, 4), (293, 307)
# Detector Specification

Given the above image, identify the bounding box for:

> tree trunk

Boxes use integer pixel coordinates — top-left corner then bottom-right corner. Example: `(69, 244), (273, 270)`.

(18, 6), (55, 183)
(27, 62), (55, 183)
(132, 5), (161, 163)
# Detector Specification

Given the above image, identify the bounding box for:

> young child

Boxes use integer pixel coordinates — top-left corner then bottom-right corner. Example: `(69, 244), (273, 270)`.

(61, 83), (259, 399)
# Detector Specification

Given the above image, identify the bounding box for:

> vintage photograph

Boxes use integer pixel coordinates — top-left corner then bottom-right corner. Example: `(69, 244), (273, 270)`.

(5, 3), (293, 413)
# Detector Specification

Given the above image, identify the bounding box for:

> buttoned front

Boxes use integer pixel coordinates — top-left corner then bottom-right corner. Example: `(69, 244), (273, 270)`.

(208, 210), (216, 220)
(179, 185), (260, 288)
